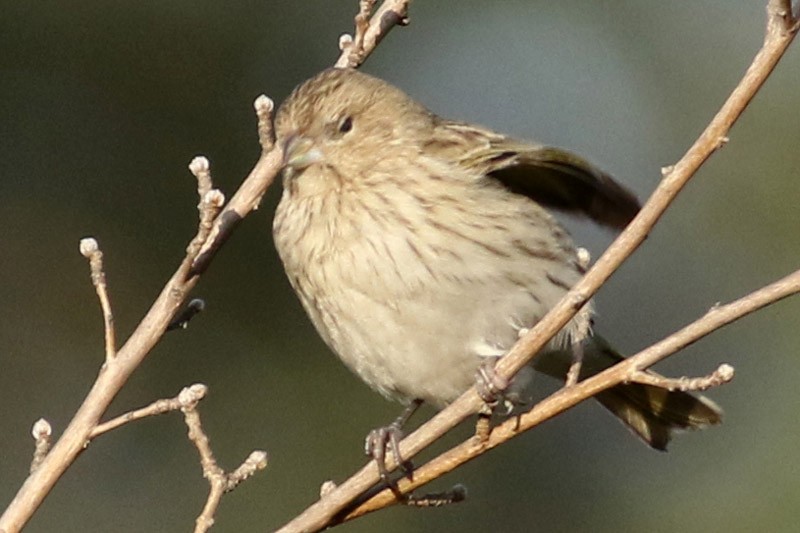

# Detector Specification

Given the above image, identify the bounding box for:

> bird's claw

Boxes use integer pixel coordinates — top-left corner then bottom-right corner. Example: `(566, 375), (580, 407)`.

(364, 423), (409, 483)
(476, 359), (510, 406)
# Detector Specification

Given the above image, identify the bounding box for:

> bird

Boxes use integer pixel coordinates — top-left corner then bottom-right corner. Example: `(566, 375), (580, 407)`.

(271, 67), (721, 476)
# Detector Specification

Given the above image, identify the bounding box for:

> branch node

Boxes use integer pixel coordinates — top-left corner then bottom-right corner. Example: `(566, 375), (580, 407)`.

(179, 383), (209, 410)
(569, 290), (589, 310)
(227, 450), (269, 491)
(30, 419), (53, 473)
(338, 33), (354, 52)
(320, 480), (338, 498)
(203, 189), (226, 211)
(189, 156), (212, 200)
(78, 237), (98, 257)
(767, 0), (799, 37)
(715, 363), (736, 382)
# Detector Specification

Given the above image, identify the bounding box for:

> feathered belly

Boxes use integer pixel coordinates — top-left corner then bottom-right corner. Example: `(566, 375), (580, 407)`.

(274, 183), (586, 406)
(285, 239), (581, 405)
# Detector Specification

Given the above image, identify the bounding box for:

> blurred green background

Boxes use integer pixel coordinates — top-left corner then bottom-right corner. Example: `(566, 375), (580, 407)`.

(1, 1), (798, 531)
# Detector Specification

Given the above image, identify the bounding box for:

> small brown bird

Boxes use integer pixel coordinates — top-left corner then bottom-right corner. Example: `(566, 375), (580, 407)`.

(272, 68), (721, 465)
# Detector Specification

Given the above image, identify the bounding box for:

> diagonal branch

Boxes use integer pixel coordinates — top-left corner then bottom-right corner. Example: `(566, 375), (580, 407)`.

(0, 3), (414, 532)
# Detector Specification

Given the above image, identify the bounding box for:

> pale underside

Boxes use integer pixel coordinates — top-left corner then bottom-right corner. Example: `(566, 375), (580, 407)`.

(274, 151), (587, 408)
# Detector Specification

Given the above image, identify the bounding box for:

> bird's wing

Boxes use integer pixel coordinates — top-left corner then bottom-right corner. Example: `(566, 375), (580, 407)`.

(432, 120), (641, 230)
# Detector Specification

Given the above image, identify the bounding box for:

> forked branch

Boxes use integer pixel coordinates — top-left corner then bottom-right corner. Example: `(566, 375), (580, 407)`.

(0, 2), (414, 532)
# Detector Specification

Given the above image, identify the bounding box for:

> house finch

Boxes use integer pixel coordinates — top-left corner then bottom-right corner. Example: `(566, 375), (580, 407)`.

(272, 68), (721, 467)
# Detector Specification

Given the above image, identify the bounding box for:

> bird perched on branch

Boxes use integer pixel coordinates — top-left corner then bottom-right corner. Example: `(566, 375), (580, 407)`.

(272, 67), (721, 476)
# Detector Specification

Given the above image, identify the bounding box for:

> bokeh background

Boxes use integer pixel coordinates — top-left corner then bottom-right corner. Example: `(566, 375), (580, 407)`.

(1, 1), (799, 531)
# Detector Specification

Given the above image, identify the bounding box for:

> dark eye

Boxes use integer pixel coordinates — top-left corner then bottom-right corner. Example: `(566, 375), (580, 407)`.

(338, 116), (353, 134)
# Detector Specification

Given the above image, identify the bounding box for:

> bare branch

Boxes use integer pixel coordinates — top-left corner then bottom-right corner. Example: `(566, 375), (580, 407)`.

(627, 364), (735, 392)
(336, 0), (411, 68)
(179, 385), (268, 533)
(88, 384), (208, 439)
(88, 384), (269, 532)
(188, 147), (283, 277)
(277, 4), (799, 530)
(79, 238), (116, 362)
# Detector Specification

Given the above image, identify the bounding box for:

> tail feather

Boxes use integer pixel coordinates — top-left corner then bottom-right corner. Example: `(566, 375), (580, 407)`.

(533, 336), (723, 450)
(594, 381), (722, 450)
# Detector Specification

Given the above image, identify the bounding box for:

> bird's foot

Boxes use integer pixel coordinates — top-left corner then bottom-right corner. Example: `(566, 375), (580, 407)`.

(476, 359), (510, 407)
(364, 400), (422, 487)
(365, 423), (412, 485)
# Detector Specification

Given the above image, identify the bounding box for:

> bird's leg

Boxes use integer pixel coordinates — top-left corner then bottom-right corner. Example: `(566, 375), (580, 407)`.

(475, 358), (527, 442)
(565, 342), (584, 386)
(364, 399), (423, 488)
(475, 358), (510, 407)
(566, 247), (593, 386)
(365, 400), (468, 508)
(565, 305), (593, 386)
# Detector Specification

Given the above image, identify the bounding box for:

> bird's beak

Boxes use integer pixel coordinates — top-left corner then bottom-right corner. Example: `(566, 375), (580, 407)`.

(282, 133), (323, 171)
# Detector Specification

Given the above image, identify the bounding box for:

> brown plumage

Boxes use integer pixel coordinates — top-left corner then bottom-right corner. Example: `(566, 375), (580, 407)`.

(272, 67), (721, 450)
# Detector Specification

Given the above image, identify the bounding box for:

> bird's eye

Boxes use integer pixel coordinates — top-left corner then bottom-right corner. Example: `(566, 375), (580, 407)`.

(338, 116), (353, 134)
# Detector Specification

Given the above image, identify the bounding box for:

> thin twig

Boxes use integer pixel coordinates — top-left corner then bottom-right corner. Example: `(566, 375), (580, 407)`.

(344, 269), (799, 521)
(88, 384), (208, 439)
(89, 384), (269, 532)
(186, 157), (225, 260)
(178, 385), (268, 533)
(627, 364), (735, 391)
(255, 95), (276, 153)
(336, 0), (411, 68)
(189, 97), (279, 274)
(79, 238), (116, 362)
(277, 3), (799, 531)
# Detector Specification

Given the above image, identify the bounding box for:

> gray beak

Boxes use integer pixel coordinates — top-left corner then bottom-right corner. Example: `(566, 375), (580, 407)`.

(282, 133), (323, 170)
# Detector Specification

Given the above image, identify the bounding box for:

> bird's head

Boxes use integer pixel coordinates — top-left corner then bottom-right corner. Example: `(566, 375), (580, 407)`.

(275, 68), (432, 192)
